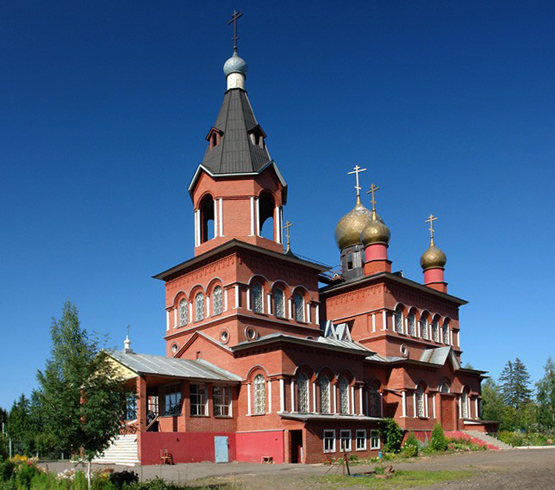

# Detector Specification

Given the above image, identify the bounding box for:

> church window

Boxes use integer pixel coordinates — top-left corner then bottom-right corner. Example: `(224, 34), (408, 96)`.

(179, 299), (188, 327)
(416, 385), (425, 417)
(199, 194), (215, 243)
(274, 288), (285, 318)
(323, 430), (336, 453)
(432, 319), (439, 342)
(369, 385), (380, 417)
(356, 430), (367, 451)
(395, 308), (403, 334)
(213, 385), (231, 417)
(195, 293), (205, 321)
(440, 382), (450, 394)
(125, 393), (137, 420)
(297, 373), (309, 413)
(339, 376), (350, 414)
(319, 375), (330, 414)
(421, 316), (429, 340)
(212, 286), (223, 316)
(370, 430), (381, 450)
(190, 384), (207, 416)
(259, 192), (276, 241)
(461, 391), (468, 418)
(253, 374), (265, 414)
(294, 293), (305, 322)
(163, 384), (182, 416)
(252, 284), (264, 314)
(408, 311), (416, 336)
(443, 320), (450, 344)
(340, 430), (352, 452)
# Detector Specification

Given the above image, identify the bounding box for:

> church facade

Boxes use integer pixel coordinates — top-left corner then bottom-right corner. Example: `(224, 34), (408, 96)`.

(106, 41), (494, 465)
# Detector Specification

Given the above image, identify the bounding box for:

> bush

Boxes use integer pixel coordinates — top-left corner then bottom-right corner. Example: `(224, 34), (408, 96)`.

(0, 460), (15, 482)
(430, 423), (448, 452)
(401, 432), (419, 458)
(109, 471), (139, 489)
(379, 418), (404, 453)
(15, 462), (41, 489)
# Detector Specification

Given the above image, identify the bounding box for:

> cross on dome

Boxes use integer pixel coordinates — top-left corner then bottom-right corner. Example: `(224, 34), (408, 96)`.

(228, 10), (244, 53)
(425, 213), (438, 245)
(347, 165), (367, 203)
(366, 183), (380, 213)
(283, 220), (294, 254)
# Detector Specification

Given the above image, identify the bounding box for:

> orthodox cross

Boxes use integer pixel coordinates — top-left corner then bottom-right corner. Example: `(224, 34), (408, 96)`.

(283, 220), (293, 253)
(366, 183), (380, 212)
(347, 165), (367, 201)
(228, 10), (244, 53)
(425, 214), (438, 244)
(126, 324), (130, 339)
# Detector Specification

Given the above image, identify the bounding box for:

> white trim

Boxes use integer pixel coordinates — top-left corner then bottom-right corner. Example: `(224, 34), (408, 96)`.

(350, 386), (355, 414)
(372, 313), (376, 332)
(315, 304), (320, 324)
(379, 393), (384, 417)
(247, 383), (252, 415)
(433, 394), (437, 418)
(206, 296), (210, 318)
(413, 392), (416, 418)
(195, 209), (201, 246)
(189, 301), (193, 324)
(213, 199), (218, 237)
(234, 285), (239, 309)
(173, 309), (177, 329)
(250, 197), (255, 236)
(279, 378), (285, 412)
(218, 198), (223, 236)
(312, 382), (317, 413)
(255, 197), (260, 236)
(370, 429), (381, 450)
(290, 380), (295, 412)
(323, 429), (336, 453)
(246, 287), (251, 310)
(268, 379), (272, 413)
(306, 303), (311, 323)
(275, 205), (281, 243)
(166, 311), (170, 331)
(402, 391), (406, 417)
(425, 393), (429, 417)
(356, 429), (367, 451)
(340, 429), (352, 452)
(458, 396), (462, 418)
(288, 298), (293, 319)
(382, 310), (387, 330)
(474, 398), (478, 419)
(267, 294), (272, 314)
(333, 384), (337, 413)
(224, 289), (228, 311)
(359, 387), (364, 415)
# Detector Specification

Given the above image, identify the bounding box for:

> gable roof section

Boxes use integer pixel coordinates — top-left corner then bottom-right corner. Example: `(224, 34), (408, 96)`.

(419, 346), (461, 370)
(107, 350), (241, 382)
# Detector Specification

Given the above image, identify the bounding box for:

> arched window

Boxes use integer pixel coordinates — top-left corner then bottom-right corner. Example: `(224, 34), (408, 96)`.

(319, 375), (330, 414)
(199, 194), (215, 243)
(440, 382), (450, 394)
(432, 318), (439, 342)
(369, 385), (380, 417)
(420, 314), (429, 340)
(416, 385), (425, 417)
(294, 292), (305, 322)
(252, 284), (264, 314)
(274, 288), (285, 318)
(339, 376), (350, 414)
(179, 298), (188, 327)
(408, 311), (416, 337)
(212, 286), (223, 316)
(443, 320), (450, 345)
(253, 374), (265, 415)
(195, 293), (205, 322)
(259, 192), (276, 241)
(395, 307), (404, 334)
(461, 390), (468, 418)
(297, 373), (309, 413)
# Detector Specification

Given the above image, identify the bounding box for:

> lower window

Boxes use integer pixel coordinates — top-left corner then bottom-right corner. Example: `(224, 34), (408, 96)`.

(340, 429), (352, 452)
(323, 429), (336, 453)
(370, 430), (380, 450)
(355, 429), (367, 451)
(190, 383), (207, 416)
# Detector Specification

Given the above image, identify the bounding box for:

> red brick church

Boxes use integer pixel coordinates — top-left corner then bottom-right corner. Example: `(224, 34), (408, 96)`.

(101, 26), (495, 466)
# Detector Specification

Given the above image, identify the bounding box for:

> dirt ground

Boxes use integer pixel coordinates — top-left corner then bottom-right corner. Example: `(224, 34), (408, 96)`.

(43, 447), (555, 489)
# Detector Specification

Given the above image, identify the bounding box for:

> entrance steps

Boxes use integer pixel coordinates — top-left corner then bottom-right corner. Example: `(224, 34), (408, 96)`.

(462, 430), (513, 450)
(92, 434), (140, 466)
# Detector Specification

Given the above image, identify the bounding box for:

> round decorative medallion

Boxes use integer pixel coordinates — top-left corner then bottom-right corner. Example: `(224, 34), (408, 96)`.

(220, 328), (230, 344)
(245, 326), (258, 341)
(171, 343), (178, 354)
(400, 344), (409, 357)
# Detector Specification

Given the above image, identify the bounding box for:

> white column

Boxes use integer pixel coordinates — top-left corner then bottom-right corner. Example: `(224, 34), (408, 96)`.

(255, 197), (260, 236)
(333, 385), (337, 413)
(413, 392), (416, 417)
(306, 303), (311, 323)
(246, 287), (251, 310)
(189, 302), (193, 323)
(224, 289), (228, 311)
(268, 379), (272, 413)
(195, 209), (201, 246)
(249, 197), (255, 236)
(166, 311), (170, 331)
(315, 304), (320, 324)
(312, 383), (317, 413)
(206, 296), (210, 317)
(350, 386), (355, 414)
(279, 378), (285, 412)
(280, 207), (284, 243)
(379, 393), (384, 417)
(474, 398), (478, 419)
(173, 309), (177, 329)
(288, 299), (293, 319)
(359, 387), (363, 415)
(247, 384), (252, 415)
(372, 313), (376, 332)
(234, 285), (239, 309)
(432, 394), (436, 418)
(290, 380), (295, 412)
(218, 198), (223, 236)
(425, 394), (429, 417)
(458, 396), (462, 418)
(382, 311), (387, 330)
(267, 294), (272, 314)
(213, 199), (218, 238)
(275, 205), (281, 243)
(402, 391), (406, 417)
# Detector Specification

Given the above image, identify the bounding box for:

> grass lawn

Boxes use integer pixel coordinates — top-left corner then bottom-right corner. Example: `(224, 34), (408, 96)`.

(317, 469), (474, 488)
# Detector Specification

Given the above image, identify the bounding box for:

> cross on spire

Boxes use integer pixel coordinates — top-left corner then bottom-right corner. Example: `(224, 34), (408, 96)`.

(228, 10), (244, 53)
(366, 183), (380, 213)
(283, 220), (293, 254)
(347, 165), (367, 203)
(425, 214), (438, 245)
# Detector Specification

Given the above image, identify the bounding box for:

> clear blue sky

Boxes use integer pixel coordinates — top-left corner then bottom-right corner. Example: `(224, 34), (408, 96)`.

(1, 1), (554, 410)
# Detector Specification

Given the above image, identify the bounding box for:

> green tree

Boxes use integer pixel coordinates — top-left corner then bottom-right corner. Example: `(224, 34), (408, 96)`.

(499, 358), (532, 430)
(379, 418), (403, 453)
(536, 357), (555, 431)
(481, 378), (505, 423)
(7, 394), (37, 455)
(35, 301), (126, 487)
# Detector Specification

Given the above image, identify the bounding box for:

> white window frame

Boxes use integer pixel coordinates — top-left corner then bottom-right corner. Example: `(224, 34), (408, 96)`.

(190, 383), (207, 416)
(355, 429), (367, 451)
(323, 429), (336, 453)
(213, 385), (231, 417)
(370, 430), (380, 450)
(339, 429), (352, 452)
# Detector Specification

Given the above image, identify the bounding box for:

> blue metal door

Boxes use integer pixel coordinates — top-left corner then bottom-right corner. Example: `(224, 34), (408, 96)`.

(214, 436), (229, 463)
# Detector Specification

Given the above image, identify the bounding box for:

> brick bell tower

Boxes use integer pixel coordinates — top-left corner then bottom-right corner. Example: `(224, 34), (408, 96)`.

(187, 47), (287, 257)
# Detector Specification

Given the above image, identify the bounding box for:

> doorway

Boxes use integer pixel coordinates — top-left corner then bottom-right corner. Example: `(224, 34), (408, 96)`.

(440, 394), (456, 431)
(290, 430), (303, 463)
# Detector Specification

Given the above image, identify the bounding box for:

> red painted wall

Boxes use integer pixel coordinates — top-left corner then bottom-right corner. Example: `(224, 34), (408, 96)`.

(139, 432), (236, 465)
(236, 430), (285, 464)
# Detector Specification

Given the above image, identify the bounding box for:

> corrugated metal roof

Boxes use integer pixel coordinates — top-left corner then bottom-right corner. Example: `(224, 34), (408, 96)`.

(420, 346), (460, 370)
(108, 350), (241, 382)
(201, 89), (272, 174)
(280, 413), (382, 422)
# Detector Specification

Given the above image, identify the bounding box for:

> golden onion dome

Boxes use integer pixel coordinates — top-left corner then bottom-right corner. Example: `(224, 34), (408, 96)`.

(361, 212), (391, 246)
(335, 199), (373, 250)
(420, 242), (447, 270)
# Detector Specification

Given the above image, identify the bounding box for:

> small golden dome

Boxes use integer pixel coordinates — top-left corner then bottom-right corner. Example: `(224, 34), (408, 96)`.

(334, 199), (373, 250)
(361, 212), (391, 246)
(420, 243), (447, 270)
